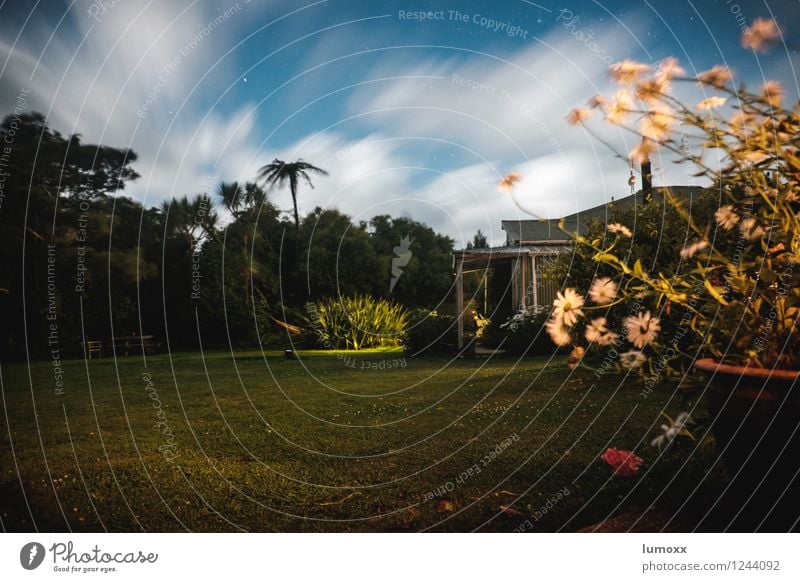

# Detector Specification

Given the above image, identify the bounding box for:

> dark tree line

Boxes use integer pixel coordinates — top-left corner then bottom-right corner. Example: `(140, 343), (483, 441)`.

(0, 113), (455, 359)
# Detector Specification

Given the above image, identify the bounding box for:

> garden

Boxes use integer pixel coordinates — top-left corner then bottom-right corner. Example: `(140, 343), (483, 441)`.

(1, 14), (798, 534)
(3, 349), (724, 532)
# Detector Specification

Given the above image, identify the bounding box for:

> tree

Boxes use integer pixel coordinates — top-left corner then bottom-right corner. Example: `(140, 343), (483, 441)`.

(299, 208), (379, 300)
(257, 159), (328, 231)
(466, 229), (488, 249)
(217, 181), (244, 218)
(368, 215), (454, 308)
(0, 112), (139, 357)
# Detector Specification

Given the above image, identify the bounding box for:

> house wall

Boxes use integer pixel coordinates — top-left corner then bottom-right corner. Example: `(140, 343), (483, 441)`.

(512, 254), (562, 313)
(534, 255), (560, 312)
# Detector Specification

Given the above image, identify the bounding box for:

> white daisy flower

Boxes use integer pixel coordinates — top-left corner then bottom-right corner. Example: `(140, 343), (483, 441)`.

(715, 205), (740, 230)
(588, 277), (618, 305)
(680, 240), (709, 259)
(545, 317), (571, 347)
(696, 65), (733, 88)
(584, 317), (619, 346)
(741, 18), (780, 53)
(620, 350), (647, 369)
(566, 108), (590, 125)
(697, 96), (727, 110)
(606, 89), (634, 124)
(552, 288), (585, 326)
(609, 59), (650, 84)
(740, 217), (766, 240)
(761, 80), (783, 107)
(607, 223), (633, 238)
(656, 57), (685, 81)
(625, 311), (661, 349)
(651, 412), (691, 449)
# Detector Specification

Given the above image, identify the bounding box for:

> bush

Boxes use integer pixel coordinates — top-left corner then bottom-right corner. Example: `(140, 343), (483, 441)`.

(404, 309), (459, 355)
(311, 295), (408, 350)
(482, 308), (565, 356)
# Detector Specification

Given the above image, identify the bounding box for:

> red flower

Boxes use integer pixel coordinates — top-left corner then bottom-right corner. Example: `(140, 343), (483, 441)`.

(601, 448), (644, 477)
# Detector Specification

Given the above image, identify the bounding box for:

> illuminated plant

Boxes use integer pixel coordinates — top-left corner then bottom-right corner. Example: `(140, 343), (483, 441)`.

(549, 18), (799, 378)
(313, 295), (408, 351)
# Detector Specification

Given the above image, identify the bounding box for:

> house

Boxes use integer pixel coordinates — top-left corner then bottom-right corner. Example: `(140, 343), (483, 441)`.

(452, 163), (706, 347)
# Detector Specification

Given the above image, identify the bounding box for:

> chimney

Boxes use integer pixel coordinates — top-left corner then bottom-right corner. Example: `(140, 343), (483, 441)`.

(641, 155), (652, 202)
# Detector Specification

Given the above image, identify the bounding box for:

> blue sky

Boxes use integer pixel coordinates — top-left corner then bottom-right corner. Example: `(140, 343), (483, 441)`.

(1, 0), (797, 245)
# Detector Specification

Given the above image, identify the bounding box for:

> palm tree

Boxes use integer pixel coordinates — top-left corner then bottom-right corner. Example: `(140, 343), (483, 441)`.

(257, 159), (328, 231)
(242, 181), (267, 210)
(214, 181), (269, 305)
(217, 181), (244, 217)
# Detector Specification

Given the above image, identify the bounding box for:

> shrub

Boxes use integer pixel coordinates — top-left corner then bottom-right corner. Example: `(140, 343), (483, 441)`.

(404, 309), (459, 355)
(482, 308), (565, 356)
(311, 295), (408, 350)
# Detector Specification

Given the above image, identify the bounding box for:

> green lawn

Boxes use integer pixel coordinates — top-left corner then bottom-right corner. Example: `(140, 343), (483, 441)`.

(1, 349), (713, 532)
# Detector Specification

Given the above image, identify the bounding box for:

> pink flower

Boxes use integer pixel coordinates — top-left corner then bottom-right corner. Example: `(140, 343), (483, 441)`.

(601, 448), (644, 477)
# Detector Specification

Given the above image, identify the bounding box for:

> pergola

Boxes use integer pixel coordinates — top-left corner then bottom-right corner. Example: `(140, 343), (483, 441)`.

(452, 244), (566, 348)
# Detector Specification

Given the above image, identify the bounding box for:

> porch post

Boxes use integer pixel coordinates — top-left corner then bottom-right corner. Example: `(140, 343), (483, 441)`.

(511, 258), (519, 310)
(531, 254), (539, 310)
(456, 257), (464, 349)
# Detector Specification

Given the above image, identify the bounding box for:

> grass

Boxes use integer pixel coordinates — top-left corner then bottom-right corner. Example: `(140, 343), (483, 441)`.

(1, 348), (714, 532)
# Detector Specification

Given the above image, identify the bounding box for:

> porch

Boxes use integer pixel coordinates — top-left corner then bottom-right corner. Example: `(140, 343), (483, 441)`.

(452, 245), (566, 349)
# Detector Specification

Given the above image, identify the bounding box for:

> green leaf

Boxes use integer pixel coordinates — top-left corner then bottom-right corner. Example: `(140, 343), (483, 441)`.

(704, 279), (729, 306)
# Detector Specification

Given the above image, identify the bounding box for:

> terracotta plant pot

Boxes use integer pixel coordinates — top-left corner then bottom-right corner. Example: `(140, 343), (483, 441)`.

(694, 358), (800, 530)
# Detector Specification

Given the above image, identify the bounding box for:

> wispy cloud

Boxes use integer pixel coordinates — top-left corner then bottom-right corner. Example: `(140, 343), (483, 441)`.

(3, 1), (789, 246)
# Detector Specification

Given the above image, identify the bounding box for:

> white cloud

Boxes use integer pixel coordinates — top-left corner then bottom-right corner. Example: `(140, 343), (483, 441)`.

(0, 0), (281, 204)
(0, 4), (721, 246)
(321, 19), (654, 239)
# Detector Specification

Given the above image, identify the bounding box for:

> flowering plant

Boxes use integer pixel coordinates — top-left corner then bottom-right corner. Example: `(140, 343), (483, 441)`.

(601, 448), (644, 477)
(547, 18), (799, 379)
(483, 306), (557, 356)
(499, 305), (547, 331)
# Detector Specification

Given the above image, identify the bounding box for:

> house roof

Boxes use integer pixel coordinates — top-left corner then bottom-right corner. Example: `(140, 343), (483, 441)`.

(501, 185), (708, 244)
(453, 245), (566, 268)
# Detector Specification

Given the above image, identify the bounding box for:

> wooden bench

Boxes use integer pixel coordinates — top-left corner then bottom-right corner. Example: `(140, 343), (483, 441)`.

(81, 340), (103, 359)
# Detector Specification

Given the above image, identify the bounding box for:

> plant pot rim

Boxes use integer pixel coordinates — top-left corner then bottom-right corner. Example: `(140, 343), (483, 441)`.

(694, 358), (800, 382)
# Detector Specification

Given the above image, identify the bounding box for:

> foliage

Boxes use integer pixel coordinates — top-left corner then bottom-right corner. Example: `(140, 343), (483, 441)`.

(257, 158), (328, 231)
(0, 113), (141, 357)
(0, 112), (459, 358)
(311, 295), (408, 350)
(368, 215), (455, 308)
(546, 191), (721, 290)
(555, 32), (799, 373)
(404, 309), (458, 355)
(482, 307), (565, 356)
(466, 229), (489, 249)
(499, 20), (800, 461)
(300, 208), (381, 300)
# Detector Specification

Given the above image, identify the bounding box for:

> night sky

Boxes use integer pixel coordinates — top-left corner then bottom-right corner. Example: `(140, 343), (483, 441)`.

(1, 0), (797, 245)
